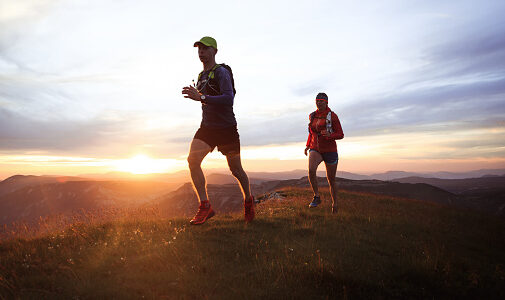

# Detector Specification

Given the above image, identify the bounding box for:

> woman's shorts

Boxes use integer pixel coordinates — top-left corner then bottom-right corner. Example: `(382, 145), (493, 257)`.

(309, 149), (339, 165)
(194, 126), (240, 155)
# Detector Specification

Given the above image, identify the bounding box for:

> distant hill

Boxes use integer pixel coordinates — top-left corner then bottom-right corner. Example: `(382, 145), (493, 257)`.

(368, 168), (505, 181)
(394, 176), (505, 215)
(153, 183), (245, 217)
(71, 167), (505, 182)
(151, 176), (461, 218)
(233, 168), (505, 181)
(0, 175), (92, 197)
(393, 175), (505, 194)
(2, 172), (504, 226)
(205, 173), (270, 185)
(0, 180), (178, 225)
(262, 177), (458, 206)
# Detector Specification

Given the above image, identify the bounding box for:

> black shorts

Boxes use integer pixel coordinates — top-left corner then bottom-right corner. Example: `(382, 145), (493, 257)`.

(194, 126), (240, 155)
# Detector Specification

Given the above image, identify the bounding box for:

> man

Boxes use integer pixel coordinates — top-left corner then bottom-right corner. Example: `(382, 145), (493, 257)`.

(181, 36), (254, 225)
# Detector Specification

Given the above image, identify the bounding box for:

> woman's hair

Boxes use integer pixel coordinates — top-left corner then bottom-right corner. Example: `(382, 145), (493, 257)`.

(316, 92), (328, 101)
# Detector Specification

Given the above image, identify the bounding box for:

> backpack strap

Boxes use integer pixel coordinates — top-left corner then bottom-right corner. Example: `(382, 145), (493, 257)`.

(326, 111), (333, 134)
(198, 64), (237, 95)
(208, 64), (221, 79)
(198, 64), (221, 81)
(197, 64), (221, 93)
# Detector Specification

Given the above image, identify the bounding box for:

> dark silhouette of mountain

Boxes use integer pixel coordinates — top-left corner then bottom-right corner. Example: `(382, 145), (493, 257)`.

(206, 173), (279, 185)
(0, 175), (92, 197)
(336, 171), (371, 180)
(260, 177), (458, 205)
(75, 167), (505, 182)
(0, 180), (177, 225)
(243, 168), (505, 182)
(393, 176), (505, 194)
(371, 168), (505, 180)
(393, 176), (505, 215)
(152, 176), (459, 218)
(3, 172), (504, 226)
(429, 169), (505, 179)
(153, 183), (246, 217)
(369, 171), (425, 181)
(246, 170), (369, 180)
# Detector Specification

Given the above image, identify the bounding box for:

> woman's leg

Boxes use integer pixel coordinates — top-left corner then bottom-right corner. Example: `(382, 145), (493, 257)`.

(325, 162), (338, 213)
(308, 150), (323, 197)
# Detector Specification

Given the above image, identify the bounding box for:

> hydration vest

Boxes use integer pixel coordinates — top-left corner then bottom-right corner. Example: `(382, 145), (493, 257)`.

(308, 111), (333, 135)
(197, 64), (236, 96)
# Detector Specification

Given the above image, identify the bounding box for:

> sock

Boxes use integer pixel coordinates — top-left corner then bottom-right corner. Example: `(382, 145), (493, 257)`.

(200, 200), (210, 208)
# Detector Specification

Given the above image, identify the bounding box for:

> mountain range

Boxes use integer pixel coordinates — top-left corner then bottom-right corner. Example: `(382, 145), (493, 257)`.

(1, 168), (505, 227)
(76, 168), (505, 182)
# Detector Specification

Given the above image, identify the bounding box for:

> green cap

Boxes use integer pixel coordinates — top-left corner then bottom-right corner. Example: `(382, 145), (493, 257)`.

(193, 36), (217, 49)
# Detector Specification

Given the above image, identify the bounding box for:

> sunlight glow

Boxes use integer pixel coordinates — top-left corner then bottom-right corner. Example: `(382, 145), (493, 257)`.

(113, 154), (184, 174)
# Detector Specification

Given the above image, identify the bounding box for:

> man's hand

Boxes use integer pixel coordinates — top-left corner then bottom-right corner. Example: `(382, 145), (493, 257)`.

(304, 147), (310, 156)
(182, 85), (202, 101)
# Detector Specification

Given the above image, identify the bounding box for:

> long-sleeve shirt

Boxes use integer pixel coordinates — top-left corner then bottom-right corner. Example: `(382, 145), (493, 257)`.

(197, 66), (236, 129)
(306, 107), (344, 153)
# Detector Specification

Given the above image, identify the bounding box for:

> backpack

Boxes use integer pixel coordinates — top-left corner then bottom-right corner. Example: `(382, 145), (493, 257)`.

(308, 111), (333, 135)
(197, 63), (236, 95)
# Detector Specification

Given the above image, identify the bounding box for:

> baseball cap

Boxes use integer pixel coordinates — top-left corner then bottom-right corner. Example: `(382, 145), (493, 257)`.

(194, 36), (217, 49)
(316, 92), (328, 102)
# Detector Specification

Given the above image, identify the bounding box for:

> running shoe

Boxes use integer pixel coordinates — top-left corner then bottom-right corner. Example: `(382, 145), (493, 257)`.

(332, 205), (338, 214)
(190, 202), (215, 225)
(244, 195), (255, 222)
(308, 196), (321, 208)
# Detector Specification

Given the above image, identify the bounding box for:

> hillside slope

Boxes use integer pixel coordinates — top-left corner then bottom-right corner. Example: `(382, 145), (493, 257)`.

(0, 181), (177, 225)
(1, 188), (504, 299)
(394, 176), (505, 215)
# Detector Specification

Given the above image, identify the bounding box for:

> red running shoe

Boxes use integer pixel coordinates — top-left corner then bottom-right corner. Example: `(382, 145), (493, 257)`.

(244, 195), (255, 223)
(190, 202), (215, 225)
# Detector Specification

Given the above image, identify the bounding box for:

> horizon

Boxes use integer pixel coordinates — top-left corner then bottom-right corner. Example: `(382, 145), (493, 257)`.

(2, 166), (505, 182)
(1, 1), (505, 179)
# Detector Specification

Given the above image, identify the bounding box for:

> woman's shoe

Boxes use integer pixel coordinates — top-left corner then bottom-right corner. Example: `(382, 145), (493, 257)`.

(308, 196), (321, 208)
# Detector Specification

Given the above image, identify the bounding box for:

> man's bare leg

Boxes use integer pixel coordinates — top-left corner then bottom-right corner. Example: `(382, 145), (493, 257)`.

(308, 150), (323, 197)
(226, 153), (251, 201)
(187, 139), (212, 203)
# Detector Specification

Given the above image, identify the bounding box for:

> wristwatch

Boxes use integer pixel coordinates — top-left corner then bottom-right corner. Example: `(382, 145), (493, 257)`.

(200, 94), (206, 102)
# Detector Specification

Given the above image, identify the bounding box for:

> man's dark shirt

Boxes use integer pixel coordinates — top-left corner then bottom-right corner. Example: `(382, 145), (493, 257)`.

(197, 66), (236, 129)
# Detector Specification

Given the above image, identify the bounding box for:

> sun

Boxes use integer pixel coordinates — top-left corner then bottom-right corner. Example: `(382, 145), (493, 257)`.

(114, 154), (181, 174)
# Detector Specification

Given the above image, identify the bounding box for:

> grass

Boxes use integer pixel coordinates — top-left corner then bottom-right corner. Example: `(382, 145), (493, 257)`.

(1, 187), (504, 299)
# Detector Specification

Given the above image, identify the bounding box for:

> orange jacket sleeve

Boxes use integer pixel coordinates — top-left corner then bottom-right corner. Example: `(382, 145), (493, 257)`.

(306, 114), (313, 147)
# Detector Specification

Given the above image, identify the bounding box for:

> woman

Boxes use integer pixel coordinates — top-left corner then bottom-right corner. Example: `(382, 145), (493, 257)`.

(304, 93), (344, 213)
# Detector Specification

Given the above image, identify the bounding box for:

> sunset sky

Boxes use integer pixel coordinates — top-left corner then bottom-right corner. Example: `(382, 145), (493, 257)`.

(1, 0), (505, 179)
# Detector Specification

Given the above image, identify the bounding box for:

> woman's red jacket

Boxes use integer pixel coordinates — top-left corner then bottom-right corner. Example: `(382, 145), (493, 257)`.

(306, 107), (344, 153)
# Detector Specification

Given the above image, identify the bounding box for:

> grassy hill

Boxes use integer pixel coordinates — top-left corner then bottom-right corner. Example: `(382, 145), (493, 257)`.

(1, 187), (504, 299)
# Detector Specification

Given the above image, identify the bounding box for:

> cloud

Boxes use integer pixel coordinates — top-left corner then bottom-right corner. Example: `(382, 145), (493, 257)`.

(338, 18), (505, 138)
(0, 106), (189, 157)
(0, 0), (59, 54)
(239, 113), (309, 146)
